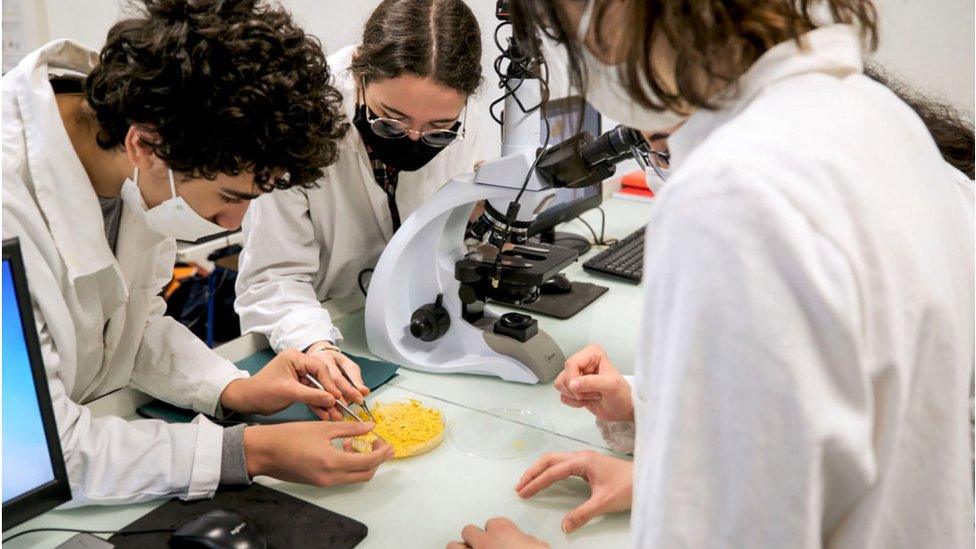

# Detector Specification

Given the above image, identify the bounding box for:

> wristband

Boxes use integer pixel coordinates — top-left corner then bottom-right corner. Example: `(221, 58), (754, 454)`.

(307, 342), (341, 355)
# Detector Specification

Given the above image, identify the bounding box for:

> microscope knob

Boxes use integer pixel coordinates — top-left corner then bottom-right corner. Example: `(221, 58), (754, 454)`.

(409, 294), (451, 342)
(458, 284), (479, 304)
(409, 317), (433, 339)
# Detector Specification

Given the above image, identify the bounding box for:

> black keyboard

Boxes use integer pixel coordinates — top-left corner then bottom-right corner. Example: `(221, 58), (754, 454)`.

(583, 227), (645, 283)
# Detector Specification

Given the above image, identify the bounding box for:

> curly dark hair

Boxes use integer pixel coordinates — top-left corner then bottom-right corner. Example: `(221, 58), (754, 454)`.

(512, 0), (878, 114)
(865, 63), (975, 179)
(84, 0), (348, 191)
(349, 0), (482, 96)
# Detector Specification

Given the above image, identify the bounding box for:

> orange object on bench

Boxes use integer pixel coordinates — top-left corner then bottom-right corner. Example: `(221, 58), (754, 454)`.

(620, 169), (654, 199)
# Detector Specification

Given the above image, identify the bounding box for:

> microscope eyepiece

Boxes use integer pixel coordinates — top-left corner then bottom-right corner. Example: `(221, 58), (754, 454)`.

(534, 124), (649, 189)
(581, 125), (646, 167)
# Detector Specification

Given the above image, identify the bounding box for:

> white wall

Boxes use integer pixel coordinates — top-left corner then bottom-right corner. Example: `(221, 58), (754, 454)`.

(871, 0), (974, 118)
(12, 0), (975, 156)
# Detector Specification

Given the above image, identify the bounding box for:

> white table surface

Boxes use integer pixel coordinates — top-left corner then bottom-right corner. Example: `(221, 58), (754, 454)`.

(4, 197), (654, 549)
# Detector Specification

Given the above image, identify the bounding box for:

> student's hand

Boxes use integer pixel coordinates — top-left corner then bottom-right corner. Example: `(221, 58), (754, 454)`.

(219, 349), (344, 421)
(306, 342), (370, 406)
(244, 421), (393, 486)
(554, 344), (634, 422)
(515, 451), (632, 533)
(447, 517), (548, 549)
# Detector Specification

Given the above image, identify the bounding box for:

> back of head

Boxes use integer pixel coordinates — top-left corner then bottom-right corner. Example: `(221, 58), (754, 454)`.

(84, 0), (348, 191)
(864, 63), (975, 179)
(350, 0), (483, 95)
(512, 0), (878, 114)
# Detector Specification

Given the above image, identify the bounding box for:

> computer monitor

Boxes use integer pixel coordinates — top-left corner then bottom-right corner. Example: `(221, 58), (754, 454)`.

(2, 238), (71, 530)
(527, 97), (603, 248)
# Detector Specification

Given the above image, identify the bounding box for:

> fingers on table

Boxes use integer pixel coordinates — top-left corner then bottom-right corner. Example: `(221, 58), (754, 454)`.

(563, 495), (607, 533)
(517, 461), (579, 499)
(460, 524), (488, 547)
(515, 452), (573, 494)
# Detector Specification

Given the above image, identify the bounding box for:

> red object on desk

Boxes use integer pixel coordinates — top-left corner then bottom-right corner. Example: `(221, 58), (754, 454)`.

(619, 169), (654, 199)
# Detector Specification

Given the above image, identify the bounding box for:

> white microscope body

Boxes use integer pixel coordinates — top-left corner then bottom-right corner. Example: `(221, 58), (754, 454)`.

(364, 55), (573, 384)
(365, 11), (654, 383)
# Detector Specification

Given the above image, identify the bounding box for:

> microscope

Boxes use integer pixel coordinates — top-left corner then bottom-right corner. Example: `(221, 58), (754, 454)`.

(364, 2), (651, 383)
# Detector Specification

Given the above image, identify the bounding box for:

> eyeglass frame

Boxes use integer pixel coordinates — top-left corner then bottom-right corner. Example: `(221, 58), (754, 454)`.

(359, 77), (467, 147)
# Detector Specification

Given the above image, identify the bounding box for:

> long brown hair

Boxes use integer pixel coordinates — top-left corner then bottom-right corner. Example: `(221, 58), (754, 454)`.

(511, 0), (878, 113)
(350, 0), (483, 95)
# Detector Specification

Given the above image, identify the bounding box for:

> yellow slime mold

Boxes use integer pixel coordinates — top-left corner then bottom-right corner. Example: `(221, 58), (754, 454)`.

(348, 399), (444, 458)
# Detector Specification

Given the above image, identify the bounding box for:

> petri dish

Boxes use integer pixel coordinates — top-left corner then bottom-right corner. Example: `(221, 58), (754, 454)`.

(450, 405), (553, 460)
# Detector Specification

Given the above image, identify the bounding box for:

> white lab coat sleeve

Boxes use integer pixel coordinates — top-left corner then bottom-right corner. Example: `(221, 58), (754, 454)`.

(595, 418), (636, 454)
(632, 168), (872, 548)
(128, 290), (248, 416)
(594, 374), (636, 454)
(235, 187), (341, 352)
(34, 306), (225, 507)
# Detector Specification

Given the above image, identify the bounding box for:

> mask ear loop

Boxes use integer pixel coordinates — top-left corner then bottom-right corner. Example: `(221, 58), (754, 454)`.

(577, 0), (596, 42)
(166, 169), (178, 199)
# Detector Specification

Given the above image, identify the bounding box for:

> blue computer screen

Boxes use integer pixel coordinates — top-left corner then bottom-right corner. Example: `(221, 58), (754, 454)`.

(2, 259), (56, 503)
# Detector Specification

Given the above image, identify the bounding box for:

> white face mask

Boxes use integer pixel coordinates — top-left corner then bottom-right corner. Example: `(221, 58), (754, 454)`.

(576, 0), (686, 132)
(120, 167), (226, 241)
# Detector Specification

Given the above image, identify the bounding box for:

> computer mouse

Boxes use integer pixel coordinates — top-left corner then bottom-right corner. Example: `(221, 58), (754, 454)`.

(540, 273), (573, 295)
(169, 508), (267, 549)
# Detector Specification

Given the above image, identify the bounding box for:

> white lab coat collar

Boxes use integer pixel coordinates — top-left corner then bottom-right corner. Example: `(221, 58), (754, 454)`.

(9, 39), (134, 282)
(669, 24), (863, 170)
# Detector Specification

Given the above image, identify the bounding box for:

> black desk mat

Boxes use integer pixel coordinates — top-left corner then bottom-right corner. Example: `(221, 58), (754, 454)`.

(108, 483), (367, 548)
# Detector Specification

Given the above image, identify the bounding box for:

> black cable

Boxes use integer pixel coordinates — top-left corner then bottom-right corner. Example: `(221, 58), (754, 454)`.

(515, 105), (550, 202)
(357, 268), (374, 297)
(553, 234), (592, 255)
(596, 206), (618, 246)
(489, 21), (547, 127)
(576, 216), (600, 243)
(553, 234), (590, 245)
(572, 207), (618, 248)
(487, 20), (553, 281)
(3, 527), (174, 543)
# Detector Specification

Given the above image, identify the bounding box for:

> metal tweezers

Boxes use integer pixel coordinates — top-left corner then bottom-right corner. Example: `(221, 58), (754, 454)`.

(334, 364), (377, 423)
(304, 373), (387, 445)
(303, 373), (375, 423)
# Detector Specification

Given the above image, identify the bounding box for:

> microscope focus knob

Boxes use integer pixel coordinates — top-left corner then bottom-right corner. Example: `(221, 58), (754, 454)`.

(409, 294), (451, 342)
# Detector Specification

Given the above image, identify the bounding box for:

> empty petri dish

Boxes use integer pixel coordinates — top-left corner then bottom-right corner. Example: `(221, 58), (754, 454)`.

(450, 405), (553, 460)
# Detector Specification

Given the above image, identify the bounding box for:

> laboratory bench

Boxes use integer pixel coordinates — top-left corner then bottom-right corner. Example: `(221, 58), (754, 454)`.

(4, 197), (654, 549)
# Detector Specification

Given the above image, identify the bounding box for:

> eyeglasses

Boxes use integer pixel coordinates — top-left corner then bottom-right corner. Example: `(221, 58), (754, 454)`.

(361, 78), (466, 148)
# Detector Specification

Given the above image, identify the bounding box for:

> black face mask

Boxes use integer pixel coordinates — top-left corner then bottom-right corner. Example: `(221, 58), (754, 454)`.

(353, 104), (455, 172)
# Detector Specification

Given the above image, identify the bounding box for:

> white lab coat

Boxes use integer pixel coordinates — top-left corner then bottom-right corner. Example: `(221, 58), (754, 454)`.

(630, 26), (974, 547)
(235, 45), (481, 353)
(1, 40), (248, 506)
